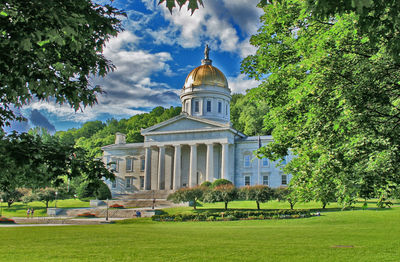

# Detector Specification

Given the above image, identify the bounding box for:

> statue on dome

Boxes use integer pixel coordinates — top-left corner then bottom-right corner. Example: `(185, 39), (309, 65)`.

(204, 44), (210, 60)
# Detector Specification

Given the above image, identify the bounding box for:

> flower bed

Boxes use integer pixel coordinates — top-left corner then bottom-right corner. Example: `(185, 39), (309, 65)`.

(152, 209), (311, 222)
(0, 217), (16, 224)
(76, 212), (97, 218)
(109, 204), (124, 209)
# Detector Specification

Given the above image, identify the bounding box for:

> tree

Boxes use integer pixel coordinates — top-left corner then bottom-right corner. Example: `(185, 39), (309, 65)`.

(242, 0), (400, 206)
(0, 132), (115, 200)
(274, 187), (297, 210)
(240, 185), (273, 210)
(36, 188), (59, 208)
(0, 189), (23, 208)
(0, 0), (124, 127)
(77, 179), (111, 200)
(204, 184), (238, 210)
(167, 186), (205, 210)
(159, 0), (204, 14)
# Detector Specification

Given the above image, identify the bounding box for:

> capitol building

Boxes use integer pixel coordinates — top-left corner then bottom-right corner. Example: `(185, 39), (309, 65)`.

(102, 48), (292, 195)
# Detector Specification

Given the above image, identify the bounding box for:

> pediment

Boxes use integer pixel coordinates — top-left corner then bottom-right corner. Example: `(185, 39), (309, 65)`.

(141, 114), (229, 134)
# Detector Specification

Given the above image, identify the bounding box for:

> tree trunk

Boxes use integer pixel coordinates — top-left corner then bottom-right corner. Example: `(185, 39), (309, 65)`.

(290, 201), (294, 210)
(224, 202), (228, 210)
(46, 201), (49, 208)
(7, 200), (12, 208)
(322, 202), (326, 209)
(193, 199), (197, 210)
(256, 201), (260, 210)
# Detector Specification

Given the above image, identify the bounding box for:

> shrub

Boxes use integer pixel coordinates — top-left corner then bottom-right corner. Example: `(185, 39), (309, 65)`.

(109, 204), (124, 209)
(77, 180), (111, 200)
(77, 212), (97, 218)
(211, 179), (233, 188)
(0, 217), (15, 224)
(201, 181), (212, 188)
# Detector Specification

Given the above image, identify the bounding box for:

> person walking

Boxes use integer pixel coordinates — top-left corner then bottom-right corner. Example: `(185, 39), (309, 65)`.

(31, 208), (35, 218)
(26, 208), (30, 218)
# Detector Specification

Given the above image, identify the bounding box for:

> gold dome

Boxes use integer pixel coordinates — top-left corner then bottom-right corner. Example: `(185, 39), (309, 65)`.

(184, 64), (228, 89)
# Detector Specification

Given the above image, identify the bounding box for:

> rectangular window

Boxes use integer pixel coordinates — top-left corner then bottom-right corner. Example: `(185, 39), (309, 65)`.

(140, 176), (144, 189)
(206, 100), (211, 112)
(245, 176), (251, 186)
(263, 175), (269, 186)
(126, 158), (133, 172)
(226, 104), (228, 115)
(281, 174), (287, 185)
(194, 101), (199, 113)
(112, 180), (117, 189)
(218, 101), (222, 113)
(126, 177), (131, 188)
(262, 158), (269, 167)
(140, 159), (145, 171)
(111, 158), (118, 172)
(244, 155), (251, 168)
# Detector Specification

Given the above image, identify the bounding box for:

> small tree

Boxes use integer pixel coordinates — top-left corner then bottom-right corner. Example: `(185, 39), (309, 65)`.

(167, 186), (205, 210)
(36, 188), (57, 208)
(274, 187), (297, 210)
(240, 185), (273, 210)
(211, 179), (233, 188)
(200, 181), (212, 188)
(204, 184), (238, 210)
(1, 189), (23, 208)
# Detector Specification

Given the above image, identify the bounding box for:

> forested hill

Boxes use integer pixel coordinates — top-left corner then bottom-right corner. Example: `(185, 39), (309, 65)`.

(55, 93), (269, 158)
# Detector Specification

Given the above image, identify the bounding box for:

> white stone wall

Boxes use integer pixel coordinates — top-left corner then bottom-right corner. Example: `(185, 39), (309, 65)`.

(234, 136), (292, 188)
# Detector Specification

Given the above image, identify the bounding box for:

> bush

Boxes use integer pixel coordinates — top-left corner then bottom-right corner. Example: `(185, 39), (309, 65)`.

(109, 204), (124, 209)
(77, 212), (96, 218)
(77, 180), (111, 200)
(211, 179), (233, 188)
(0, 217), (15, 224)
(151, 209), (311, 222)
(201, 181), (212, 188)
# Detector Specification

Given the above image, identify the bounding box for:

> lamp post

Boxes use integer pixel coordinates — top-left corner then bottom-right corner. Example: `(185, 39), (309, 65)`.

(55, 191), (58, 208)
(106, 198), (109, 221)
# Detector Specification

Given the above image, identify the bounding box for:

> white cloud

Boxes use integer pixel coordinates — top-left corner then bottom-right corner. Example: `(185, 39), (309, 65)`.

(144, 0), (262, 57)
(24, 30), (180, 124)
(228, 74), (260, 94)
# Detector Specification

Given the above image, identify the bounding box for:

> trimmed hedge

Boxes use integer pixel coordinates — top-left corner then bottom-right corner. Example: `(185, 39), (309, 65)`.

(152, 209), (311, 222)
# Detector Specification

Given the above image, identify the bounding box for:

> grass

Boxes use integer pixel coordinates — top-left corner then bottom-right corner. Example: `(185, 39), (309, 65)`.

(1, 201), (400, 261)
(0, 199), (90, 217)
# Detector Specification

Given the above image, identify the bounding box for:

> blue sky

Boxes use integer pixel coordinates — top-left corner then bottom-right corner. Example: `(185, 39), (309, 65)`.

(6, 0), (263, 133)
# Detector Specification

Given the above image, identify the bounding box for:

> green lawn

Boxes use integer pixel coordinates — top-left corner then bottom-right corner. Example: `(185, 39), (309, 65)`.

(1, 203), (400, 261)
(0, 199), (90, 217)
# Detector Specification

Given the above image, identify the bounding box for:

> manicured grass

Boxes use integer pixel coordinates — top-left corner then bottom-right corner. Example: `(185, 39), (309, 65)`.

(1, 204), (400, 261)
(0, 199), (90, 217)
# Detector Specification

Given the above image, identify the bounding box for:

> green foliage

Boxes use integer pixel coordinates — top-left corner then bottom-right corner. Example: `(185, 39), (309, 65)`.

(204, 184), (238, 210)
(230, 91), (270, 136)
(211, 179), (233, 188)
(0, 0), (125, 127)
(159, 0), (204, 14)
(243, 0), (400, 206)
(200, 181), (212, 188)
(167, 186), (205, 209)
(77, 180), (111, 200)
(1, 189), (23, 208)
(240, 185), (274, 210)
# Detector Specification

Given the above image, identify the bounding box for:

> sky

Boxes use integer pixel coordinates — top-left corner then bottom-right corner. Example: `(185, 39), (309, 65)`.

(5, 0), (263, 133)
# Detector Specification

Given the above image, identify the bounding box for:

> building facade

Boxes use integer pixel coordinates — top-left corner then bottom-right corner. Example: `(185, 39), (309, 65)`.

(102, 49), (292, 195)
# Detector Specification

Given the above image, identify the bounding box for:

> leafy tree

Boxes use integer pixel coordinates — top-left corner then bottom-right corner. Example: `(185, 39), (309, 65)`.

(0, 189), (23, 208)
(0, 0), (124, 127)
(242, 0), (400, 206)
(200, 181), (212, 188)
(167, 186), (205, 210)
(77, 179), (111, 200)
(204, 184), (238, 210)
(274, 187), (297, 210)
(240, 185), (273, 210)
(0, 132), (115, 201)
(35, 187), (67, 208)
(159, 0), (204, 14)
(211, 179), (233, 188)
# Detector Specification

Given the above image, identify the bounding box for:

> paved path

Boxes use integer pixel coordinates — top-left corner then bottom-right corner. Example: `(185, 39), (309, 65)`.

(0, 217), (126, 227)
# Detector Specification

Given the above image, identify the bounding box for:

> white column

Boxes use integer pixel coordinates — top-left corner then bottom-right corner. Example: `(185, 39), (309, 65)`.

(189, 144), (197, 187)
(144, 147), (152, 190)
(221, 143), (229, 180)
(157, 146), (165, 190)
(206, 143), (214, 182)
(173, 145), (181, 190)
